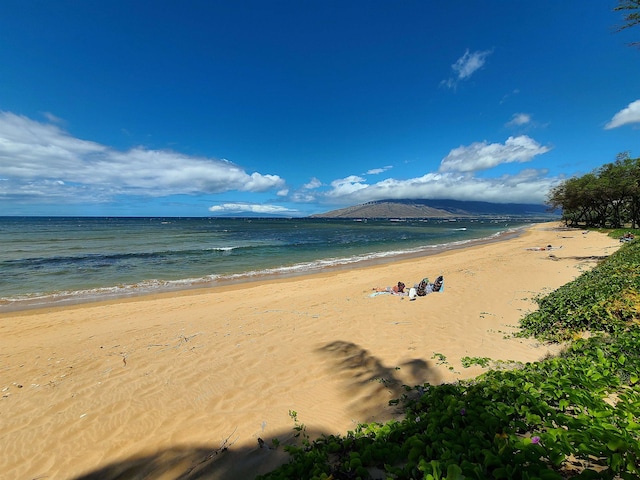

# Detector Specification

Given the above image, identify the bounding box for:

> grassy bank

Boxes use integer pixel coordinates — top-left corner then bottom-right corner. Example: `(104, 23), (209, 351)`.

(258, 232), (640, 480)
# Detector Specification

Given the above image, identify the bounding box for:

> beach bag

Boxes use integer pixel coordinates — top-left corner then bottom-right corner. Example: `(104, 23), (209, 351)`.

(416, 278), (429, 296)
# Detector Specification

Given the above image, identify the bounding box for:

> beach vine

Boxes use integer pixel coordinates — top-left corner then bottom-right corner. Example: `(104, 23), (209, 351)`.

(459, 356), (492, 369)
(258, 231), (640, 479)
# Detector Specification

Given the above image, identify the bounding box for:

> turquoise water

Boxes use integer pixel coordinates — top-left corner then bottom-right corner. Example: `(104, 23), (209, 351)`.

(0, 216), (539, 310)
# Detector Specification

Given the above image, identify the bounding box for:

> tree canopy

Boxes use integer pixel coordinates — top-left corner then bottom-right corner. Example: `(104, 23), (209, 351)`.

(547, 153), (640, 228)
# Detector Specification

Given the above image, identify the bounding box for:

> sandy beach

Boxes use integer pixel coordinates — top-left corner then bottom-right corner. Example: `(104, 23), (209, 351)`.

(0, 222), (622, 480)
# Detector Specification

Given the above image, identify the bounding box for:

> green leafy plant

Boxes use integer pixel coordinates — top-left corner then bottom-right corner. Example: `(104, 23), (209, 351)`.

(431, 352), (447, 365)
(519, 238), (640, 341)
(460, 356), (492, 368)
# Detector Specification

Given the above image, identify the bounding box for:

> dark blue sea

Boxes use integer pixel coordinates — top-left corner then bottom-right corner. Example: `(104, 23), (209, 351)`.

(0, 216), (541, 311)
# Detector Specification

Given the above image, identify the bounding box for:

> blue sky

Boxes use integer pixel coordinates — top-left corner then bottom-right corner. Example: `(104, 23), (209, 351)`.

(1, 1), (639, 217)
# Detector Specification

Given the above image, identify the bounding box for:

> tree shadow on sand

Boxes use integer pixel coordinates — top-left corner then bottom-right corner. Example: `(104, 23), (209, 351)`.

(314, 340), (442, 424)
(73, 440), (293, 480)
(73, 341), (439, 480)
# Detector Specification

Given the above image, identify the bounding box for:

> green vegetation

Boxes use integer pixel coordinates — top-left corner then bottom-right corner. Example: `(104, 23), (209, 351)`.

(519, 233), (640, 342)
(460, 356), (492, 369)
(547, 154), (640, 228)
(258, 235), (640, 479)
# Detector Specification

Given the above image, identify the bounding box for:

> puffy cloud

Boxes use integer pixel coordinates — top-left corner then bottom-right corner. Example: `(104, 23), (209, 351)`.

(208, 203), (298, 215)
(0, 112), (285, 203)
(284, 177), (322, 203)
(325, 175), (368, 198)
(319, 169), (559, 205)
(242, 172), (284, 192)
(303, 177), (322, 189)
(605, 99), (640, 129)
(439, 135), (551, 173)
(442, 49), (493, 89)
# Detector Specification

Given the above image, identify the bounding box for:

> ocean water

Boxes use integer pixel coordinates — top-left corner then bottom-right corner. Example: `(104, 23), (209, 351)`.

(0, 216), (538, 311)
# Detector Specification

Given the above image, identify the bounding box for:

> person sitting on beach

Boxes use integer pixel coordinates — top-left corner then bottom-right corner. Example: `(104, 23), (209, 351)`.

(621, 232), (635, 243)
(373, 281), (406, 294)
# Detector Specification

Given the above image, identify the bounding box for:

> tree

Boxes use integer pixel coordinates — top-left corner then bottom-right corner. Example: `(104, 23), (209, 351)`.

(548, 174), (600, 226)
(615, 0), (640, 46)
(546, 155), (640, 228)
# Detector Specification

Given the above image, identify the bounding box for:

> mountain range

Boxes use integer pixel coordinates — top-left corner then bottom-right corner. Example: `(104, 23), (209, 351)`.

(309, 199), (557, 219)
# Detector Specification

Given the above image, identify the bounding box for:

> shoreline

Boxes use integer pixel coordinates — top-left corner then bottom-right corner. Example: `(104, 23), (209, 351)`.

(0, 222), (623, 480)
(0, 225), (525, 314)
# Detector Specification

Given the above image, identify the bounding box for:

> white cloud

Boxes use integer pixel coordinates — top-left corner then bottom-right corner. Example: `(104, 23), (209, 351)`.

(506, 113), (531, 127)
(243, 172), (284, 192)
(442, 49), (493, 89)
(2, 111), (562, 214)
(319, 169), (559, 205)
(0, 112), (285, 203)
(439, 135), (551, 173)
(285, 177), (323, 203)
(290, 191), (317, 203)
(41, 111), (65, 124)
(312, 136), (556, 206)
(208, 203), (298, 215)
(325, 175), (368, 198)
(605, 100), (640, 129)
(303, 177), (322, 189)
(366, 165), (392, 175)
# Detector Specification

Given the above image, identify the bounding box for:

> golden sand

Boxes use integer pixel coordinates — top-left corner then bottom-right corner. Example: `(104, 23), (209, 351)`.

(0, 222), (621, 479)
